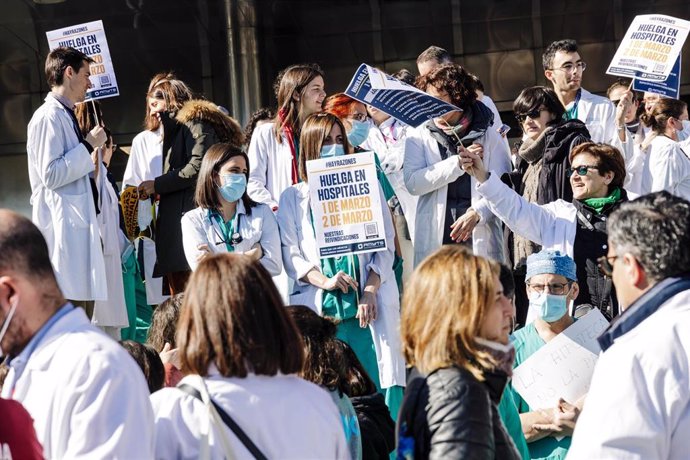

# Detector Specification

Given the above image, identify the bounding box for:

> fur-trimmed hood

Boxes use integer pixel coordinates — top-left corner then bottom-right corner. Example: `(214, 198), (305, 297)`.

(175, 99), (244, 146)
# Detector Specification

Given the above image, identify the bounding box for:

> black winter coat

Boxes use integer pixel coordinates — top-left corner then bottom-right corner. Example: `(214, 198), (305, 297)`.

(351, 392), (396, 460)
(503, 119), (590, 205)
(153, 100), (243, 276)
(397, 366), (520, 460)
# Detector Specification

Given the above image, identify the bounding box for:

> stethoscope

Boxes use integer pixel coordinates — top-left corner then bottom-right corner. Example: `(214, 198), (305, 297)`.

(210, 212), (243, 247)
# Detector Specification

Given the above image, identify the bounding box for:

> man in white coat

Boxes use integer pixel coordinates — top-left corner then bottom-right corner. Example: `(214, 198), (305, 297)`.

(568, 192), (690, 458)
(26, 46), (108, 316)
(543, 39), (618, 145)
(0, 210), (155, 458)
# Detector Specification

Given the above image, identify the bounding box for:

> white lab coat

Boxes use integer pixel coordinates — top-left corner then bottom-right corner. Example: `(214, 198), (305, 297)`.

(93, 155), (129, 327)
(151, 371), (349, 460)
(481, 94), (511, 153)
(122, 129), (168, 305)
(403, 122), (512, 266)
(568, 289), (690, 459)
(574, 88), (617, 144)
(276, 182), (407, 388)
(616, 124), (648, 198)
(361, 118), (418, 240)
(639, 134), (690, 201)
(475, 173), (577, 258)
(26, 94), (107, 301)
(1, 306), (155, 459)
(181, 200), (283, 275)
(247, 122), (294, 209)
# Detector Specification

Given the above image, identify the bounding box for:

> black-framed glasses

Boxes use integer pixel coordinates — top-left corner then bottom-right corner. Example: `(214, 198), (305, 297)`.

(549, 62), (587, 73)
(566, 165), (599, 177)
(526, 282), (572, 295)
(598, 255), (618, 277)
(515, 108), (546, 124)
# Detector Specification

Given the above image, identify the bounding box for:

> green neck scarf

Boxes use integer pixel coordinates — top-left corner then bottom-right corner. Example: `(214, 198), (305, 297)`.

(582, 187), (621, 214)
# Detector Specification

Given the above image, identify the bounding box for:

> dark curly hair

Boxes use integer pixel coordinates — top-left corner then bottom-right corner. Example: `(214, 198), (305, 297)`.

(416, 63), (477, 111)
(243, 107), (275, 146)
(285, 305), (350, 395)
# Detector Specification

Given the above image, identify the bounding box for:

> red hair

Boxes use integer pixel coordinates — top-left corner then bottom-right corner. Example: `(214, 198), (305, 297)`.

(323, 93), (358, 119)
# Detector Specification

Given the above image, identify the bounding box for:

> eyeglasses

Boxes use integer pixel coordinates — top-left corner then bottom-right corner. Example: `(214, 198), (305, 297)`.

(515, 108), (546, 124)
(566, 165), (599, 177)
(549, 62), (587, 73)
(526, 282), (572, 295)
(597, 255), (618, 277)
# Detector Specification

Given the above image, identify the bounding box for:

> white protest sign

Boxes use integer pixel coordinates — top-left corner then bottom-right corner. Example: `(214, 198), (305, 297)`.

(345, 64), (461, 127)
(307, 152), (387, 258)
(46, 20), (120, 100)
(607, 14), (690, 82)
(512, 309), (609, 410)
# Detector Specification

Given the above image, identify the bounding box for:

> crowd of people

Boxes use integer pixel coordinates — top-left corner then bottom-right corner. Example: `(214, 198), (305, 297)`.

(1, 35), (690, 459)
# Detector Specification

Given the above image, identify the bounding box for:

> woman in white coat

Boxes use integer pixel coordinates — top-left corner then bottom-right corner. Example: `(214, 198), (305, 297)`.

(403, 63), (512, 266)
(639, 98), (690, 200)
(151, 253), (348, 459)
(277, 113), (406, 417)
(247, 64), (326, 210)
(181, 142), (282, 274)
(460, 142), (628, 319)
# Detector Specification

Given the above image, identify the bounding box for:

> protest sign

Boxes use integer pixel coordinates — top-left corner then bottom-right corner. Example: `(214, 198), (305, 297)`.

(46, 20), (120, 100)
(307, 152), (387, 258)
(345, 64), (461, 127)
(512, 309), (609, 410)
(633, 55), (682, 99)
(607, 14), (689, 82)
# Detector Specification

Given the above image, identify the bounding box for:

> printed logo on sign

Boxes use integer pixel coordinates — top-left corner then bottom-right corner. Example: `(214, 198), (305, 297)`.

(364, 222), (379, 239)
(100, 75), (111, 86)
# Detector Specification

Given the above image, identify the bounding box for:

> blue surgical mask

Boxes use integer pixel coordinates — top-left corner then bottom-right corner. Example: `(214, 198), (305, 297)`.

(347, 119), (371, 147)
(218, 173), (247, 203)
(320, 143), (345, 158)
(529, 292), (568, 322)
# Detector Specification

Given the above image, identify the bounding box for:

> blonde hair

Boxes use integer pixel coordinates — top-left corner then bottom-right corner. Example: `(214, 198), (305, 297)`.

(401, 245), (499, 380)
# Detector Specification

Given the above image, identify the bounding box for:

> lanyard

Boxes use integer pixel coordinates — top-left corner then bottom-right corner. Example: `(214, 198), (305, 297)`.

(564, 89), (582, 121)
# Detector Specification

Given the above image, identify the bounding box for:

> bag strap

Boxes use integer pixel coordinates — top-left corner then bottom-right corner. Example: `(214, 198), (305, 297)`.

(178, 383), (268, 460)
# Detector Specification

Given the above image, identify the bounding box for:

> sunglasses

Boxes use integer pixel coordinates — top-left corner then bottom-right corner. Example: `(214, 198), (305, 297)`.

(149, 90), (166, 100)
(597, 255), (618, 277)
(566, 165), (599, 177)
(515, 108), (546, 124)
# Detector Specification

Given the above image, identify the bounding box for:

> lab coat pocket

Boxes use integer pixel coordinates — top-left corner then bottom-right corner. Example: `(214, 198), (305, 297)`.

(57, 192), (91, 229)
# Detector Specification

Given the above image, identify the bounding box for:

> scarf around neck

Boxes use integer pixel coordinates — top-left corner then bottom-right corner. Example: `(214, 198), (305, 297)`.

(582, 187), (622, 214)
(278, 108), (300, 184)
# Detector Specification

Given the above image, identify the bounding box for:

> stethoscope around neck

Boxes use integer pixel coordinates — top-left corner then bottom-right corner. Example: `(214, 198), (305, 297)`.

(210, 211), (243, 247)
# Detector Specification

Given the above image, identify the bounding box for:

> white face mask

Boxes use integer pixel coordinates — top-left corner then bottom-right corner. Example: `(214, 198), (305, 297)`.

(0, 297), (18, 358)
(678, 119), (690, 141)
(137, 200), (153, 232)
